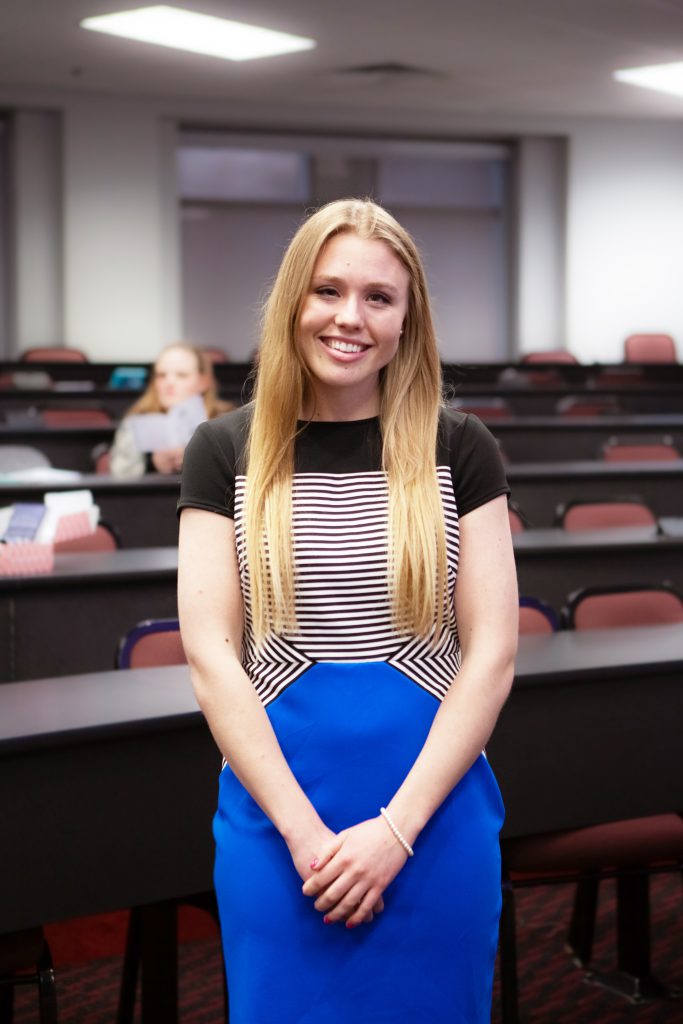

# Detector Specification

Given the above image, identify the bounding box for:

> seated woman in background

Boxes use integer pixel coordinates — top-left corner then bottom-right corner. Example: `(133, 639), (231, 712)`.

(110, 343), (232, 478)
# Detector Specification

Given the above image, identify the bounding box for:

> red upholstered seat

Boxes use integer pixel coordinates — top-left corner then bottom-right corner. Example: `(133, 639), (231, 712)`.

(55, 522), (121, 554)
(20, 347), (89, 362)
(603, 441), (680, 461)
(521, 350), (579, 364)
(505, 814), (683, 874)
(559, 499), (657, 532)
(42, 408), (112, 427)
(624, 333), (677, 363)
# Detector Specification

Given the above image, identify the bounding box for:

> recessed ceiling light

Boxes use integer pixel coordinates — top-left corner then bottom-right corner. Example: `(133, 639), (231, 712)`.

(614, 61), (683, 99)
(80, 5), (316, 62)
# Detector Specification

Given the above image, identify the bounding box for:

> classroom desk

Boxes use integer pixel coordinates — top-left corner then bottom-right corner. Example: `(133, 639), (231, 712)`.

(490, 414), (683, 462)
(2, 625), (681, 926)
(0, 548), (178, 682)
(0, 665), (214, 1022)
(0, 424), (114, 471)
(0, 474), (180, 547)
(452, 385), (683, 416)
(507, 459), (683, 526)
(488, 624), (683, 837)
(513, 519), (683, 610)
(0, 388), (138, 420)
(2, 627), (681, 1016)
(5, 411), (683, 471)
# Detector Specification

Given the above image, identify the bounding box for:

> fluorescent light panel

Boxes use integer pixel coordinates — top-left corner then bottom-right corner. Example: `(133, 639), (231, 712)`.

(614, 61), (683, 99)
(80, 5), (316, 62)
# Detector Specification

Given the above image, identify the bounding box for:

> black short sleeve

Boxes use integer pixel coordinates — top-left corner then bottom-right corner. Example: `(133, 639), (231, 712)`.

(177, 406), (251, 519)
(438, 409), (509, 517)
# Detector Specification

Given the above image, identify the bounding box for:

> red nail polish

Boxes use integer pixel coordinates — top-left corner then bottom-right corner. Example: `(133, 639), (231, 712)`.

(310, 858), (319, 869)
(346, 921), (356, 930)
(323, 915), (332, 925)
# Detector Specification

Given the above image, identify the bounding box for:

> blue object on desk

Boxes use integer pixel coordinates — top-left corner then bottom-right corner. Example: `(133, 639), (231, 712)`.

(108, 367), (148, 390)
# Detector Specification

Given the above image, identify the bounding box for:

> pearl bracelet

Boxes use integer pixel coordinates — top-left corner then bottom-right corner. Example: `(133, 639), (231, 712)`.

(379, 806), (414, 857)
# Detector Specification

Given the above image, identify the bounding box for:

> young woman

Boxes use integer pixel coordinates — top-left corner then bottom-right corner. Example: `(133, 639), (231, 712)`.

(178, 199), (518, 1023)
(109, 342), (229, 478)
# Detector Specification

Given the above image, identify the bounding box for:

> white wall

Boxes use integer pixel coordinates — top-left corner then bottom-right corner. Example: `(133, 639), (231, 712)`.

(10, 110), (64, 355)
(566, 120), (683, 363)
(515, 137), (566, 355)
(62, 97), (180, 361)
(5, 85), (683, 365)
(181, 203), (304, 360)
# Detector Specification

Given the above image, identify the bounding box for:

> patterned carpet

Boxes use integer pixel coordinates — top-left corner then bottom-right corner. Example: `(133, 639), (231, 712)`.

(10, 873), (682, 1022)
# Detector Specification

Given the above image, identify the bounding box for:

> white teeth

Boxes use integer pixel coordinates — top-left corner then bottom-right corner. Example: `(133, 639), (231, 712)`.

(327, 339), (366, 353)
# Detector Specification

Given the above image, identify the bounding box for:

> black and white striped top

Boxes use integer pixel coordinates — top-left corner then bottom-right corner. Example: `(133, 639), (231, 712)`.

(179, 406), (508, 706)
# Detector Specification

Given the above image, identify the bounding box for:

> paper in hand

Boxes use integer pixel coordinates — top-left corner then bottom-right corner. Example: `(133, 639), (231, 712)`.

(127, 394), (208, 453)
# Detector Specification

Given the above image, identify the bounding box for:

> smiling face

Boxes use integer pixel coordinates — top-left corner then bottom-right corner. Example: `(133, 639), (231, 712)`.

(153, 346), (209, 411)
(296, 231), (410, 420)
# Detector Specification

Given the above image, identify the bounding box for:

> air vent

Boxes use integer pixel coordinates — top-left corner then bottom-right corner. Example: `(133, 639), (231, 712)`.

(338, 62), (441, 78)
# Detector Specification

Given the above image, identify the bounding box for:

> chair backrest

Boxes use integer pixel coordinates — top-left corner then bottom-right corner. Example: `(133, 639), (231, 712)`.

(93, 446), (111, 474)
(20, 347), (89, 363)
(519, 596), (559, 634)
(556, 395), (620, 417)
(55, 521), (121, 554)
(117, 618), (186, 669)
(450, 398), (512, 420)
(558, 499), (657, 532)
(564, 584), (683, 630)
(508, 506), (525, 534)
(42, 408), (112, 427)
(602, 438), (680, 462)
(521, 350), (579, 364)
(0, 445), (51, 472)
(624, 333), (677, 364)
(203, 347), (230, 363)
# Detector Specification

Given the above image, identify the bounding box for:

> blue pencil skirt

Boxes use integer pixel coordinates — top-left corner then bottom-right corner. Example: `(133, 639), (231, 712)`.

(213, 662), (504, 1023)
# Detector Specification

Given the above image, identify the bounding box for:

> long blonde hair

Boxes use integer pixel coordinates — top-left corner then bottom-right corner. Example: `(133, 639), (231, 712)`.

(126, 343), (229, 418)
(246, 199), (447, 643)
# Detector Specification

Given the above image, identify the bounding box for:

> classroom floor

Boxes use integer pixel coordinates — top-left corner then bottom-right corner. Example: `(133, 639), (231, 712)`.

(11, 873), (682, 1023)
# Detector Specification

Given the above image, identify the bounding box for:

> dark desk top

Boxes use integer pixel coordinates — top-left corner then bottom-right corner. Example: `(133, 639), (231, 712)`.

(513, 622), (683, 686)
(507, 458), (683, 480)
(0, 546), (178, 591)
(0, 472), (179, 496)
(0, 665), (197, 754)
(513, 518), (683, 556)
(2, 626), (681, 934)
(2, 624), (681, 752)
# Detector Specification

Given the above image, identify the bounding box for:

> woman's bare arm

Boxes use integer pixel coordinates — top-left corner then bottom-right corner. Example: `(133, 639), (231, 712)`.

(178, 507), (338, 880)
(303, 494), (518, 926)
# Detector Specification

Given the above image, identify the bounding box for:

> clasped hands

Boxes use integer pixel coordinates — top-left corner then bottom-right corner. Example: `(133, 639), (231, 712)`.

(299, 815), (409, 930)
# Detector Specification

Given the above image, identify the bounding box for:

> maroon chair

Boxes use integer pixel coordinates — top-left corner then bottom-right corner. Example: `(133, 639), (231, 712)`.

(556, 394), (621, 417)
(521, 350), (579, 364)
(624, 333), (677, 364)
(91, 443), (111, 474)
(202, 347), (230, 363)
(500, 815), (683, 1021)
(500, 585), (683, 1021)
(20, 347), (89, 363)
(602, 436), (679, 460)
(116, 618), (185, 669)
(0, 928), (58, 1023)
(41, 408), (112, 427)
(556, 498), (657, 532)
(54, 521), (121, 554)
(518, 595), (558, 635)
(450, 398), (513, 420)
(563, 582), (683, 631)
(508, 506), (525, 535)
